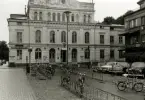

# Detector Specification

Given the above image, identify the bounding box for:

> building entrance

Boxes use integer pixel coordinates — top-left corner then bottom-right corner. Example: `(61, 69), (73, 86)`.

(61, 50), (66, 62)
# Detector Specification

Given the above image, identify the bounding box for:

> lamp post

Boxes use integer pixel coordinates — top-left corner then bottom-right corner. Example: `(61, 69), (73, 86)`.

(27, 11), (32, 73)
(64, 11), (71, 66)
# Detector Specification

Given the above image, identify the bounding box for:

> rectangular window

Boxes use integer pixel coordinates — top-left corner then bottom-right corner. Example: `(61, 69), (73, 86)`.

(17, 22), (22, 26)
(100, 35), (104, 44)
(39, 12), (42, 20)
(142, 34), (145, 42)
(110, 50), (114, 59)
(119, 36), (123, 44)
(133, 19), (136, 27)
(110, 36), (114, 44)
(141, 16), (145, 26)
(17, 32), (22, 43)
(110, 27), (114, 31)
(119, 51), (124, 58)
(129, 20), (134, 28)
(100, 49), (104, 59)
(17, 50), (22, 60)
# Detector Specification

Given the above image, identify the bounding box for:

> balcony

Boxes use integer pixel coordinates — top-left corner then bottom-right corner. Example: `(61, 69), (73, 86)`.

(126, 43), (141, 48)
(120, 26), (140, 36)
(125, 42), (145, 49)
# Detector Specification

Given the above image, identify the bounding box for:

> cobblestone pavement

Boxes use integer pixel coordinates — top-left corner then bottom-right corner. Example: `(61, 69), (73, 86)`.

(27, 69), (79, 100)
(0, 65), (37, 100)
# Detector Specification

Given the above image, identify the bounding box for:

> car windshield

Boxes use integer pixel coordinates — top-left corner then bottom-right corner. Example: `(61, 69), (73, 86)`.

(106, 62), (116, 65)
(118, 62), (130, 68)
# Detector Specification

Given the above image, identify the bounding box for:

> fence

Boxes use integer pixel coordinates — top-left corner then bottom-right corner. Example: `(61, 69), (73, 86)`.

(60, 76), (128, 100)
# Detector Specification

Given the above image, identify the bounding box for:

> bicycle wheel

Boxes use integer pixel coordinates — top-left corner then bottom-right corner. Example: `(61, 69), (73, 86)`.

(117, 81), (127, 91)
(134, 83), (144, 92)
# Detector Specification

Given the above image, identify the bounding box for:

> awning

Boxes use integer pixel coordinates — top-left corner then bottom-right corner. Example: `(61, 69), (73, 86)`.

(119, 28), (140, 36)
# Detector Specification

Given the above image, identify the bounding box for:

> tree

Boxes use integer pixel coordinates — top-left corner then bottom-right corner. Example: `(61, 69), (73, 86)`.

(0, 41), (9, 61)
(102, 16), (115, 25)
(102, 10), (134, 25)
(115, 16), (124, 25)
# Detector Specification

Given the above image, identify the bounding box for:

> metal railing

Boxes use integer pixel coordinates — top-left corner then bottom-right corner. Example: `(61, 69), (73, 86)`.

(84, 86), (127, 100)
(60, 76), (128, 100)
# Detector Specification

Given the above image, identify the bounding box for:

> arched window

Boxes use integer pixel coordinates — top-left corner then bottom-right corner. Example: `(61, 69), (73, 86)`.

(85, 48), (90, 59)
(49, 48), (55, 62)
(85, 32), (89, 43)
(34, 12), (38, 20)
(72, 49), (77, 62)
(39, 12), (42, 20)
(61, 31), (66, 43)
(72, 31), (77, 43)
(84, 15), (86, 23)
(35, 48), (42, 60)
(88, 15), (91, 23)
(50, 31), (55, 43)
(35, 30), (41, 43)
(52, 13), (56, 21)
(76, 14), (79, 22)
(48, 12), (51, 21)
(71, 14), (74, 22)
(62, 13), (65, 22)
(57, 13), (61, 21)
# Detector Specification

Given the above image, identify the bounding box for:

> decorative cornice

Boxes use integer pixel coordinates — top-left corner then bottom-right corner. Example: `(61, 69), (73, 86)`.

(29, 4), (95, 12)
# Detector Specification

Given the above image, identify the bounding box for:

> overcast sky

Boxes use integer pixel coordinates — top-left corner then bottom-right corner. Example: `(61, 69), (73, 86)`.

(0, 0), (139, 42)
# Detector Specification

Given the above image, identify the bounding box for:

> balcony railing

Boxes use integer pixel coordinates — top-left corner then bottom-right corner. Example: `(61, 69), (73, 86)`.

(125, 42), (145, 48)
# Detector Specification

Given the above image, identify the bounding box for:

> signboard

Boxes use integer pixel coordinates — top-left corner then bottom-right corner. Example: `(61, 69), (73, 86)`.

(62, 48), (67, 50)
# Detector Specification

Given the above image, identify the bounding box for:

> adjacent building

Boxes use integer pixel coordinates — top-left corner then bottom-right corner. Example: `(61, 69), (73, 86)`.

(120, 0), (145, 63)
(8, 0), (125, 66)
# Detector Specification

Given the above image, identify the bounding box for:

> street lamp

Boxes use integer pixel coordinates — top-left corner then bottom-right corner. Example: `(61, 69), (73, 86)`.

(64, 11), (71, 66)
(27, 11), (32, 73)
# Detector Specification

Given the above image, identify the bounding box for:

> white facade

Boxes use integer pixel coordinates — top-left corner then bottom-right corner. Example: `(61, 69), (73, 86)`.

(8, 0), (125, 65)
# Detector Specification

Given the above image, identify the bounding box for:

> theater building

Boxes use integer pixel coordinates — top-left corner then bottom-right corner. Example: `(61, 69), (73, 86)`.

(8, 0), (125, 66)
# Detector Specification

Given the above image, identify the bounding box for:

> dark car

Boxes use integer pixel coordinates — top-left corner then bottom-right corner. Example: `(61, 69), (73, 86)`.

(128, 62), (145, 78)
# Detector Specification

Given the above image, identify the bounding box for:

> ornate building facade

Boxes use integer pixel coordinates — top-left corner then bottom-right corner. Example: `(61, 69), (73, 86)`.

(8, 0), (125, 66)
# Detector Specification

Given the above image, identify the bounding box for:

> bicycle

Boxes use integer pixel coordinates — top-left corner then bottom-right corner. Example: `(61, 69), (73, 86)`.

(117, 74), (144, 92)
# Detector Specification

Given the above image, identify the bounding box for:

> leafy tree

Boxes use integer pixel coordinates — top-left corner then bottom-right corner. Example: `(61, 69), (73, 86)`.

(102, 16), (115, 25)
(115, 16), (124, 25)
(102, 10), (134, 25)
(0, 41), (9, 61)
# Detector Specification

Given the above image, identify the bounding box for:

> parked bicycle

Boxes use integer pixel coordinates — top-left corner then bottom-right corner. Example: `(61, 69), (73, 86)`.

(117, 74), (144, 92)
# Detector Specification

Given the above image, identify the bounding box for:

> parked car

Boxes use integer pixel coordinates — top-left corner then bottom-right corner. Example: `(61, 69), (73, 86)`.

(97, 62), (130, 74)
(128, 62), (145, 78)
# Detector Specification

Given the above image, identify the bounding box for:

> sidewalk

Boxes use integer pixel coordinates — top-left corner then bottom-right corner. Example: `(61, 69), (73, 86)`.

(27, 69), (79, 100)
(0, 68), (37, 100)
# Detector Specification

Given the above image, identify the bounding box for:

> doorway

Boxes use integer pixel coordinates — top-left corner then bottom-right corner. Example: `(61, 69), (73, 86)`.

(61, 50), (66, 62)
